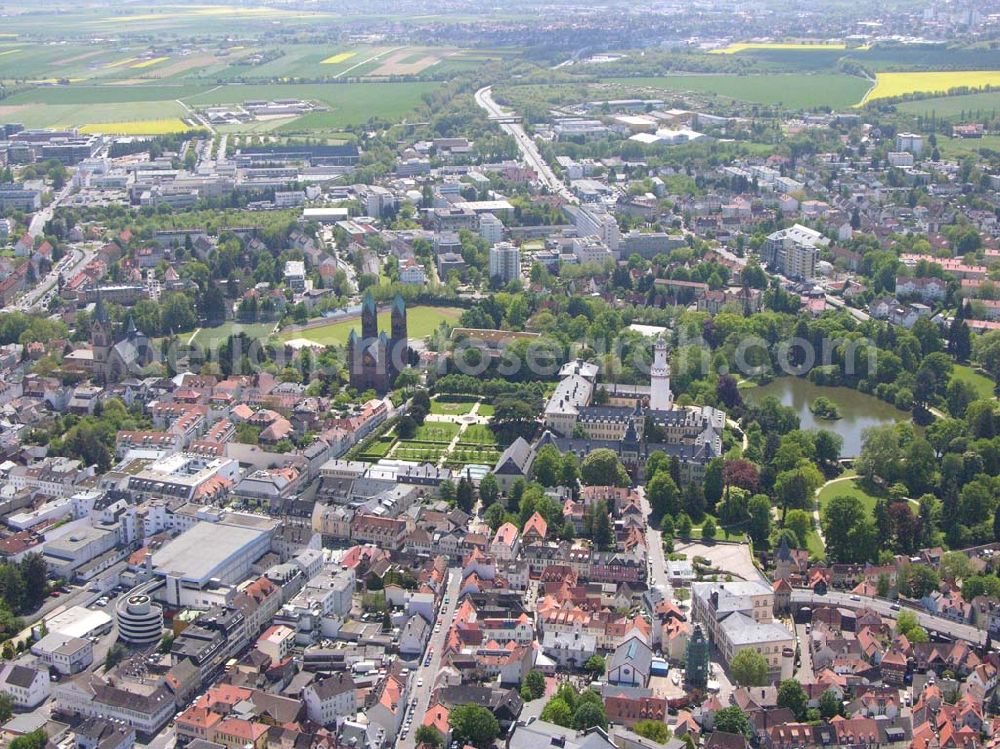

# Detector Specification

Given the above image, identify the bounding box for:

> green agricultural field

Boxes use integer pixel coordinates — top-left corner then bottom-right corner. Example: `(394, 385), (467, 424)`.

(0, 6), (337, 38)
(936, 134), (1000, 158)
(181, 81), (440, 132)
(600, 74), (871, 109)
(280, 306), (463, 347)
(0, 99), (191, 130)
(209, 44), (389, 81)
(3, 84), (213, 105)
(951, 365), (996, 400)
(897, 90), (1000, 119)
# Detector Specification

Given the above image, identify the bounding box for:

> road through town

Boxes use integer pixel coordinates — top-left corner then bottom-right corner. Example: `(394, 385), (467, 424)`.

(474, 86), (577, 204)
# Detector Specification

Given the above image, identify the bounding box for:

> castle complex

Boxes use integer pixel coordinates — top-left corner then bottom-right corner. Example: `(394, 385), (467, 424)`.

(537, 336), (725, 484)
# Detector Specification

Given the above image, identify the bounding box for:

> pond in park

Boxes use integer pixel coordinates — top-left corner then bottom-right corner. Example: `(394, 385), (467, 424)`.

(745, 377), (912, 457)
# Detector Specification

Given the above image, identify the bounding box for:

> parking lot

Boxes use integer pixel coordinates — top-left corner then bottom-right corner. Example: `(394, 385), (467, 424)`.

(674, 540), (765, 583)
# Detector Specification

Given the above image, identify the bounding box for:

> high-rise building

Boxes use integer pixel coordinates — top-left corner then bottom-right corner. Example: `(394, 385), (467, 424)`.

(479, 212), (504, 245)
(763, 224), (827, 280)
(489, 242), (521, 285)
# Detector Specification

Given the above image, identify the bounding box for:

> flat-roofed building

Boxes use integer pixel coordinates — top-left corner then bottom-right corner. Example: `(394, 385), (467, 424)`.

(126, 453), (239, 502)
(151, 519), (274, 607)
(31, 631), (94, 674)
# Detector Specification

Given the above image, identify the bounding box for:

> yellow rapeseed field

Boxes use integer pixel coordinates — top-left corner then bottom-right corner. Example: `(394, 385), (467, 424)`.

(710, 42), (863, 54)
(0, 49), (21, 57)
(105, 57), (137, 68)
(131, 56), (170, 69)
(861, 70), (1000, 105)
(320, 51), (357, 65)
(79, 119), (193, 135)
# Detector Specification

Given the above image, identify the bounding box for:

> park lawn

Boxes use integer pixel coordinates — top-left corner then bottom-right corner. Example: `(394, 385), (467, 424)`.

(280, 305), (462, 346)
(951, 364), (995, 399)
(393, 442), (449, 462)
(357, 436), (395, 461)
(460, 424), (499, 446)
(861, 70), (1000, 105)
(476, 402), (495, 417)
(817, 475), (879, 519)
(429, 396), (476, 416)
(412, 423), (460, 443)
(446, 447), (502, 466)
(190, 321), (275, 348)
(805, 529), (826, 558)
(600, 74), (871, 109)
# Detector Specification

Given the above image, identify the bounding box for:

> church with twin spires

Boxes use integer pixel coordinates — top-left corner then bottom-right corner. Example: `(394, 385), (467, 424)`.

(347, 292), (408, 393)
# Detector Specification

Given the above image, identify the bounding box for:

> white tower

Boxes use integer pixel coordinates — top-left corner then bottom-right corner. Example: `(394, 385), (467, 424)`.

(650, 335), (673, 411)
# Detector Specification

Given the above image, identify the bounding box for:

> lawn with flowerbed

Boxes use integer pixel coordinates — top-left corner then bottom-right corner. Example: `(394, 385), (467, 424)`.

(429, 396), (478, 416)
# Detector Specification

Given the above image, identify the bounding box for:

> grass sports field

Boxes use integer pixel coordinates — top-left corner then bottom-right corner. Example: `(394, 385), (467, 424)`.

(603, 74), (870, 109)
(710, 41), (865, 55)
(861, 70), (1000, 104)
(190, 322), (276, 348)
(281, 306), (463, 347)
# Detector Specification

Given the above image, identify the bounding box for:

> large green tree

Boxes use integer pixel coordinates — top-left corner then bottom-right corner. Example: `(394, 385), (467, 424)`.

(449, 704), (500, 748)
(822, 495), (876, 564)
(715, 706), (752, 737)
(730, 649), (769, 687)
(580, 448), (629, 487)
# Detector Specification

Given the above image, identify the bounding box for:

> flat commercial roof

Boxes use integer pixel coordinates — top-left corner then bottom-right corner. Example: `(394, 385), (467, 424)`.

(151, 521), (268, 584)
(45, 606), (112, 640)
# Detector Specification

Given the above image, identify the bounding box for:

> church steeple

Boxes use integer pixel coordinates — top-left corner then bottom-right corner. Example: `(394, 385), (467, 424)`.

(361, 292), (377, 340)
(91, 292), (111, 352)
(391, 293), (407, 344)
